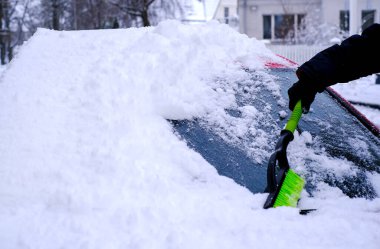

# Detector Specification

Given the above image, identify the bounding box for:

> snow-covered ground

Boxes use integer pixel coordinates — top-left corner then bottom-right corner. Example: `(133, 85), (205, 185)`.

(354, 104), (380, 127)
(332, 75), (380, 128)
(0, 21), (379, 249)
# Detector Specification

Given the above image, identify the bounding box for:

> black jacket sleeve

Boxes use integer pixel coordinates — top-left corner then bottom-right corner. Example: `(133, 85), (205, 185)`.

(297, 23), (380, 92)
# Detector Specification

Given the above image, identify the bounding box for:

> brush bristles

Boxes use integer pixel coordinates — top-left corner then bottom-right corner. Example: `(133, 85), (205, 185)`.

(273, 169), (305, 208)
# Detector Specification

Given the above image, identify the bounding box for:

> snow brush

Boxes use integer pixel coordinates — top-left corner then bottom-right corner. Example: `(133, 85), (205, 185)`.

(263, 100), (305, 209)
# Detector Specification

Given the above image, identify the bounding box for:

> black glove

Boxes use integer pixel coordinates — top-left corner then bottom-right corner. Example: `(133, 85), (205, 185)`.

(288, 80), (318, 114)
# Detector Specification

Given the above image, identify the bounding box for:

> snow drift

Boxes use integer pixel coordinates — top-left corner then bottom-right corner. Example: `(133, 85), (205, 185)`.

(0, 21), (379, 249)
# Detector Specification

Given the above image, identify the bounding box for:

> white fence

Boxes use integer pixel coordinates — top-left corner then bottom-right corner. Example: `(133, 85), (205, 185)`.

(266, 45), (328, 65)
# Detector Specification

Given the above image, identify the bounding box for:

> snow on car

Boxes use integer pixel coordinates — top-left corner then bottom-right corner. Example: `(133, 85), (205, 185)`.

(0, 21), (379, 249)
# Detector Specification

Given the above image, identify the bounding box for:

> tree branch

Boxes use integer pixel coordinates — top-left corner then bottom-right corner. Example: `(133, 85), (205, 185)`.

(146, 0), (156, 8)
(9, 0), (20, 17)
(12, 0), (30, 48)
(109, 1), (143, 15)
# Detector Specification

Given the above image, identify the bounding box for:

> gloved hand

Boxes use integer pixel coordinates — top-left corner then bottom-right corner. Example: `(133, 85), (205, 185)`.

(288, 80), (318, 114)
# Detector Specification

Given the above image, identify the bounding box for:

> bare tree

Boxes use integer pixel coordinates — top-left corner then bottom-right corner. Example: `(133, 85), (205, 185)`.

(0, 0), (11, 64)
(71, 0), (123, 30)
(111, 0), (155, 27)
(40, 0), (71, 30)
(0, 0), (38, 64)
(9, 0), (31, 61)
(0, 0), (189, 64)
(150, 0), (185, 24)
(111, 0), (185, 27)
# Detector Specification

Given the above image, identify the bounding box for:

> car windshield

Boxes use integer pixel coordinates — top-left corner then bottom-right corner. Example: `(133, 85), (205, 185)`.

(171, 67), (380, 199)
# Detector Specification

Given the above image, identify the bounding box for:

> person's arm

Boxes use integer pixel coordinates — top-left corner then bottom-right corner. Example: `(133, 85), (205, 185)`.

(289, 24), (380, 112)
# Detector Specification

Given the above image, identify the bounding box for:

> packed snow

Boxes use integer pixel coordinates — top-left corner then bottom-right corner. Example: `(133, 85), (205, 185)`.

(332, 75), (380, 128)
(0, 21), (379, 249)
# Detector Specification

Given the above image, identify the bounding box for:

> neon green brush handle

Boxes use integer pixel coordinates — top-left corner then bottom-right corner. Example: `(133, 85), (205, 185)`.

(284, 100), (302, 134)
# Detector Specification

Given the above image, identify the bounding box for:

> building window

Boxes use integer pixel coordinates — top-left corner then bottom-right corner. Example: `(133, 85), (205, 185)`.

(297, 14), (305, 28)
(340, 10), (350, 31)
(224, 7), (229, 24)
(362, 10), (375, 30)
(262, 14), (305, 42)
(274, 14), (295, 39)
(263, 15), (271, 39)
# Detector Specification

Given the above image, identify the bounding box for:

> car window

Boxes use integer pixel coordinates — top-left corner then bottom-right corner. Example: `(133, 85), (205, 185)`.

(171, 68), (380, 198)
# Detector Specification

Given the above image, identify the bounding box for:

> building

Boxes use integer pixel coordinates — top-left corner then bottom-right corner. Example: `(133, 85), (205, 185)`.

(184, 1), (239, 28)
(183, 0), (220, 24)
(213, 0), (239, 27)
(238, 0), (380, 43)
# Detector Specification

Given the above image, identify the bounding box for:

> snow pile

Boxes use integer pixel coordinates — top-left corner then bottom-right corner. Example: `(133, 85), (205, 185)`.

(332, 75), (379, 105)
(197, 69), (286, 164)
(332, 75), (380, 128)
(0, 21), (379, 249)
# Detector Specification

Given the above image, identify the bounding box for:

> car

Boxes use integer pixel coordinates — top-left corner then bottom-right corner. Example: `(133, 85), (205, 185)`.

(170, 62), (380, 199)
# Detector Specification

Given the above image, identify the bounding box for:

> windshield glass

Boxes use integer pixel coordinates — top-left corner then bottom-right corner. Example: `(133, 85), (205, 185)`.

(171, 68), (380, 199)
